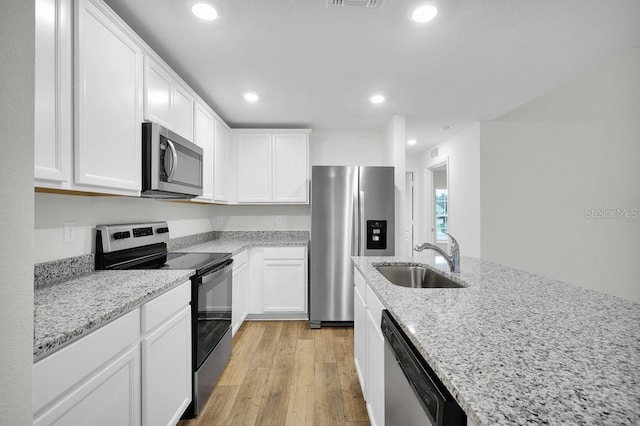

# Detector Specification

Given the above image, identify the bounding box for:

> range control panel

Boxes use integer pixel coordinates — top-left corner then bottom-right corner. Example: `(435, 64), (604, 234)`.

(367, 220), (387, 250)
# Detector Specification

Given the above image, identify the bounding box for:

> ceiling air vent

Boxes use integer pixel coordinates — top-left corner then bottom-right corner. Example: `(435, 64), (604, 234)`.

(327, 0), (385, 9)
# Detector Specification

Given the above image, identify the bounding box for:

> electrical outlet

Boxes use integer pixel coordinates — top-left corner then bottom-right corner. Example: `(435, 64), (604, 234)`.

(63, 221), (76, 243)
(217, 216), (224, 226)
(275, 216), (283, 225)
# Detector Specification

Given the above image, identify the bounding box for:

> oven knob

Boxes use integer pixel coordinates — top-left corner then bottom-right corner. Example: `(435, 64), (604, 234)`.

(113, 231), (131, 240)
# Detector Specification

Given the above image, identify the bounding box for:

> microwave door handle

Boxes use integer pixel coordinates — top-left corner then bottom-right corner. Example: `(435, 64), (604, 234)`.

(164, 139), (178, 182)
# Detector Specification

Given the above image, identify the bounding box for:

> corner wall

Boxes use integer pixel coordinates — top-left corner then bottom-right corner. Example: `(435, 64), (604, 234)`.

(480, 48), (640, 302)
(0, 1), (35, 422)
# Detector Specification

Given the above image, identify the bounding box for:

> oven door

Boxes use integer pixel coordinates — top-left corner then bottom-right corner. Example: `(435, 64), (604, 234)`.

(195, 260), (232, 370)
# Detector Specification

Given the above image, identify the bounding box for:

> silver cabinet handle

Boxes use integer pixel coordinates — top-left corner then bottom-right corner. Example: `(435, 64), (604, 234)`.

(164, 139), (178, 182)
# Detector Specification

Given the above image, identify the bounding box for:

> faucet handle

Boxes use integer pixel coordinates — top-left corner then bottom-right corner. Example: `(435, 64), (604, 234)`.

(445, 233), (459, 250)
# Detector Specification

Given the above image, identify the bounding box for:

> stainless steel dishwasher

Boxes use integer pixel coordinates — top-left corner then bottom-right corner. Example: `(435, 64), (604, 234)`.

(382, 310), (466, 426)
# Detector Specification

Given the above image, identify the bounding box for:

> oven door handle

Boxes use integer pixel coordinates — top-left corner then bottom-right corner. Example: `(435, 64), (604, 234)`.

(199, 259), (233, 284)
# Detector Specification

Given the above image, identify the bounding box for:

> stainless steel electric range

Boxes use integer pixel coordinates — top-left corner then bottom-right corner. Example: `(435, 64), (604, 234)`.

(95, 221), (232, 418)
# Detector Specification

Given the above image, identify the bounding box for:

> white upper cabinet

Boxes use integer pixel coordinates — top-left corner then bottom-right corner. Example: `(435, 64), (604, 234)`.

(143, 56), (195, 141)
(74, 0), (143, 194)
(235, 130), (310, 204)
(34, 0), (73, 186)
(213, 119), (230, 203)
(194, 101), (215, 202)
(273, 133), (309, 203)
(236, 133), (273, 203)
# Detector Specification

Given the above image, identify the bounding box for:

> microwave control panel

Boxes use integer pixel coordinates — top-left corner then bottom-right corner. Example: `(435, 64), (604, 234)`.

(367, 220), (387, 250)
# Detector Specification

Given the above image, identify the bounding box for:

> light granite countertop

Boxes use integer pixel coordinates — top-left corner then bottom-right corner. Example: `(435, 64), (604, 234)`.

(352, 254), (640, 426)
(33, 231), (308, 362)
(173, 232), (309, 255)
(33, 269), (194, 361)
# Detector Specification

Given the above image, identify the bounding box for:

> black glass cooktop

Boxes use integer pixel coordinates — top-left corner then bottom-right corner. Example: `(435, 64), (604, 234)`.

(161, 252), (231, 272)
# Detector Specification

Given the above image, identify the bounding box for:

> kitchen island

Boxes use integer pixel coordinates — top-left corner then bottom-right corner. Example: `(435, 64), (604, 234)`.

(352, 254), (640, 426)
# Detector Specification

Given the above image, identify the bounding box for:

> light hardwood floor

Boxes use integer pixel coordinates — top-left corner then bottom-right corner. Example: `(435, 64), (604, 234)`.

(179, 321), (370, 426)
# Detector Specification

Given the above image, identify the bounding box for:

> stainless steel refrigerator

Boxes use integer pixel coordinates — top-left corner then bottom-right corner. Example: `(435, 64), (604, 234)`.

(310, 166), (395, 328)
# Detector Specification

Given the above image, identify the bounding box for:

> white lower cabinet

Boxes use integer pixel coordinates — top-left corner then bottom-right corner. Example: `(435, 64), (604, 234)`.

(33, 309), (141, 426)
(141, 282), (192, 426)
(354, 266), (385, 426)
(353, 281), (368, 400)
(232, 250), (249, 336)
(366, 285), (385, 426)
(33, 281), (192, 426)
(247, 246), (308, 319)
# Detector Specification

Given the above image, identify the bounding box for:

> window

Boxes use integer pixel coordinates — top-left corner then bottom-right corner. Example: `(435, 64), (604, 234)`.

(435, 188), (448, 241)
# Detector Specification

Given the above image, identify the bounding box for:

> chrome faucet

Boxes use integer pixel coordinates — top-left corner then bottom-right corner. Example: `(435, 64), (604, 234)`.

(414, 233), (460, 273)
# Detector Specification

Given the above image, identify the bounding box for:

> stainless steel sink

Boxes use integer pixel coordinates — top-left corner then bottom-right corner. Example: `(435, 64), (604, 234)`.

(375, 265), (464, 288)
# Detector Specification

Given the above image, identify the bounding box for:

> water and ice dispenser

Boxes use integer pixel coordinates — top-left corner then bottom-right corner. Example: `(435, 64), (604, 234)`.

(367, 220), (388, 250)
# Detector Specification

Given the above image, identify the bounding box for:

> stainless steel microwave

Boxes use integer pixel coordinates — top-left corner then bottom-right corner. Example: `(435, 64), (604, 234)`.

(142, 122), (203, 199)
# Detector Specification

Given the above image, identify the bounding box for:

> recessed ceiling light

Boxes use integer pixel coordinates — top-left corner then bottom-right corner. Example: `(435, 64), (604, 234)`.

(244, 92), (259, 102)
(370, 94), (385, 104)
(411, 5), (438, 23)
(407, 139), (417, 146)
(192, 3), (218, 21)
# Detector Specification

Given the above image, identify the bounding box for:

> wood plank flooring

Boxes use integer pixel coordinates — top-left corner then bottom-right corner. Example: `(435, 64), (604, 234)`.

(179, 321), (370, 426)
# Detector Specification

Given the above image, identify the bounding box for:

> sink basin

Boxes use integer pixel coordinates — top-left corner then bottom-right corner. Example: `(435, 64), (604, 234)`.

(375, 265), (463, 288)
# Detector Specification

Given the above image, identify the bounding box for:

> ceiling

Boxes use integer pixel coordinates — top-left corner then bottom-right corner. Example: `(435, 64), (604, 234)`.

(104, 0), (640, 153)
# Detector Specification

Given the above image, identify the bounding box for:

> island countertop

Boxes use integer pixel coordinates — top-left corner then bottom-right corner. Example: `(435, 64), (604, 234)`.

(352, 254), (640, 426)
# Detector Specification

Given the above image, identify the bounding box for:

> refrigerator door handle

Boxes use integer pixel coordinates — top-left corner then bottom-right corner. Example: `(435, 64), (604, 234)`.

(359, 190), (365, 256)
(352, 185), (359, 256)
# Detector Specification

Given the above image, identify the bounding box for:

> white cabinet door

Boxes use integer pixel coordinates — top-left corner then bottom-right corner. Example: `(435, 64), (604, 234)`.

(33, 309), (141, 426)
(74, 0), (143, 193)
(366, 288), (385, 426)
(354, 284), (368, 401)
(213, 120), (230, 203)
(141, 281), (191, 426)
(261, 247), (307, 315)
(34, 0), (72, 185)
(273, 133), (308, 203)
(232, 250), (249, 336)
(262, 259), (306, 313)
(172, 85), (194, 140)
(194, 102), (215, 202)
(144, 57), (195, 141)
(34, 346), (141, 426)
(236, 133), (272, 203)
(141, 306), (192, 426)
(143, 57), (172, 129)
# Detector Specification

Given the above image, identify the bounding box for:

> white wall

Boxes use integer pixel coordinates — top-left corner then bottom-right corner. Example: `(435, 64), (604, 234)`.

(310, 130), (385, 166)
(0, 1), (34, 423)
(418, 124), (481, 258)
(35, 194), (310, 263)
(480, 48), (640, 302)
(383, 116), (407, 256)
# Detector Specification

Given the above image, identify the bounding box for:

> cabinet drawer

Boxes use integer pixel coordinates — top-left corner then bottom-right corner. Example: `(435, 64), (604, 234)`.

(33, 308), (140, 415)
(141, 281), (190, 334)
(263, 246), (306, 260)
(233, 249), (248, 269)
